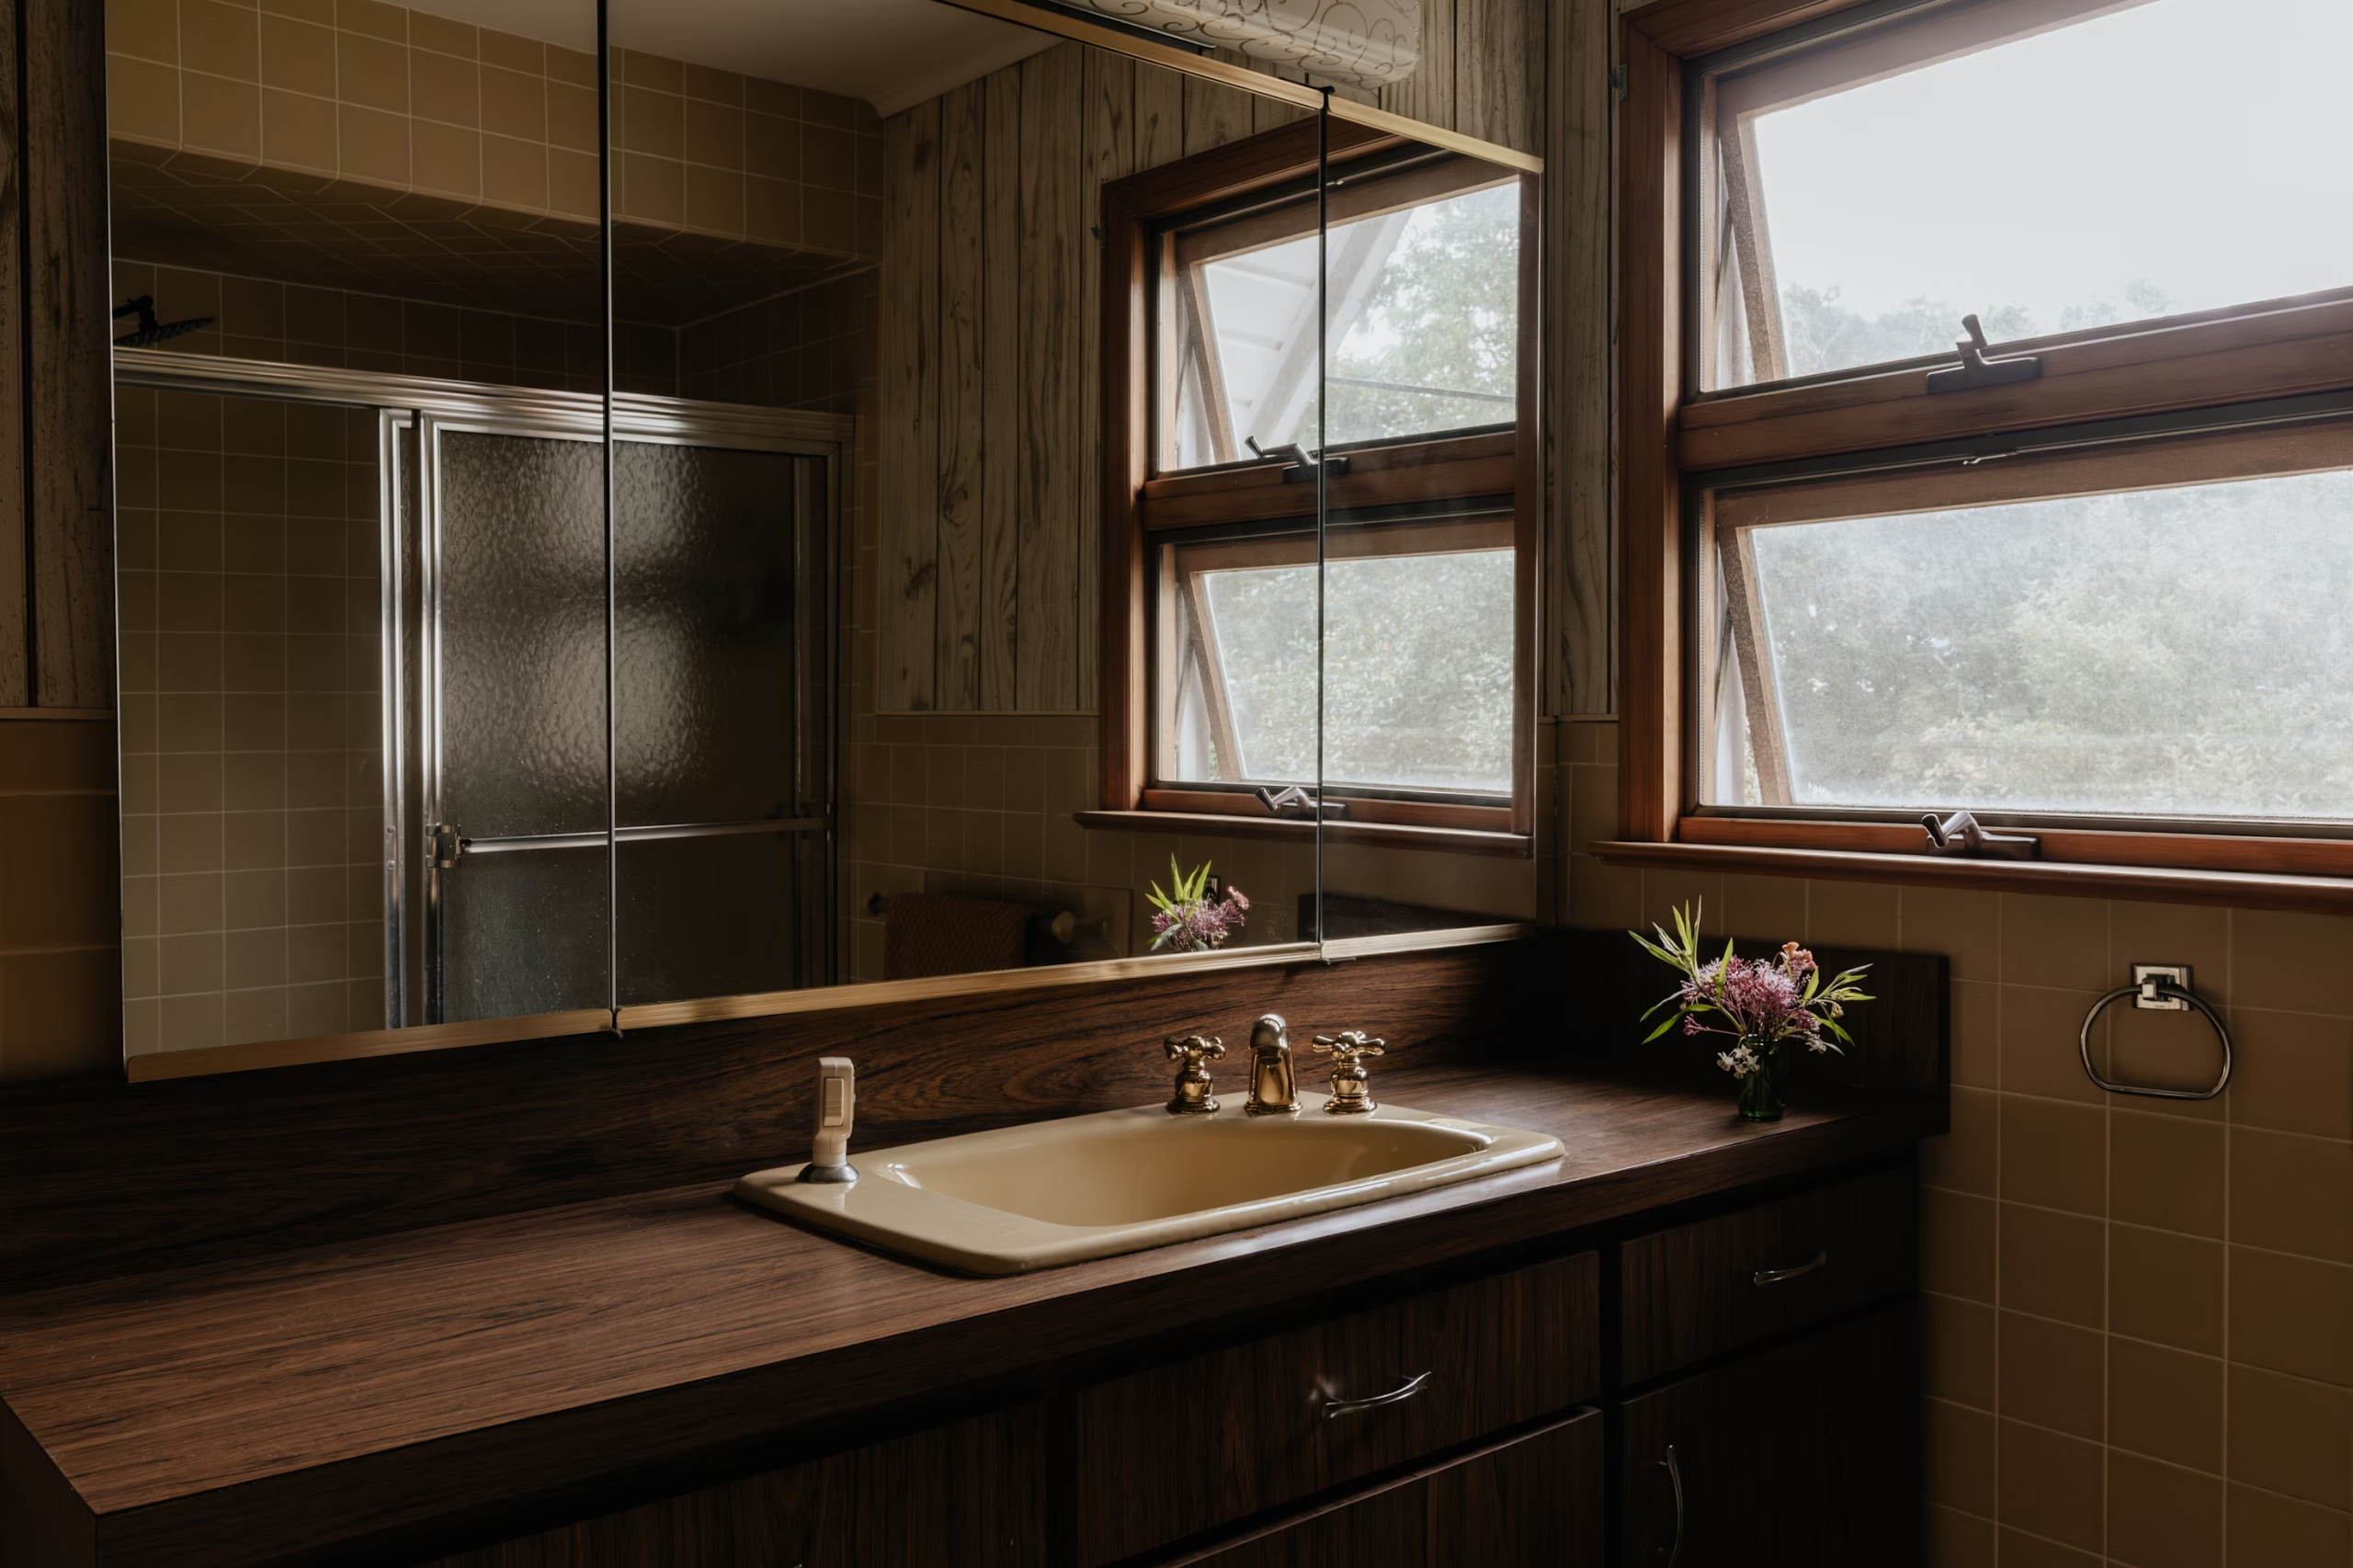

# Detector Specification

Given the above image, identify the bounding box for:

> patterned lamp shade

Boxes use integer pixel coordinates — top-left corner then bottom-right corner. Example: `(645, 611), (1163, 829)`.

(1064, 0), (1422, 88)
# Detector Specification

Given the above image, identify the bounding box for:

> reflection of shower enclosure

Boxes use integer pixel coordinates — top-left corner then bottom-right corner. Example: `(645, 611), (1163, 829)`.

(395, 399), (843, 1025)
(118, 351), (843, 1036)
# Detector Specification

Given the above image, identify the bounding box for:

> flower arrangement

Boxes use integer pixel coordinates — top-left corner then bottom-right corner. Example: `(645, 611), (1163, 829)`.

(1147, 857), (1249, 953)
(1630, 902), (1871, 1120)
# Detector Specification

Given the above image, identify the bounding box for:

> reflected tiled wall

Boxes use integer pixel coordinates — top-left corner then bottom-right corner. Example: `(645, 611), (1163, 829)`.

(1563, 722), (2353, 1568)
(610, 50), (881, 253)
(0, 723), (121, 1082)
(116, 385), (386, 1055)
(111, 257), (611, 392)
(106, 0), (601, 217)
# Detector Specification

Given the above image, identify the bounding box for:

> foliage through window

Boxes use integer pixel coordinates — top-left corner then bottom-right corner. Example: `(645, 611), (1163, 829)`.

(1700, 0), (2353, 392)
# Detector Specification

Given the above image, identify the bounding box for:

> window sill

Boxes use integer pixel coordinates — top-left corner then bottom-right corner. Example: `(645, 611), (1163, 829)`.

(1588, 838), (2353, 915)
(1076, 810), (1534, 858)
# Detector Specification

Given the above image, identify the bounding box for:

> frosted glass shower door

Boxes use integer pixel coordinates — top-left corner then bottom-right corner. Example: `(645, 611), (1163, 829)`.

(613, 440), (832, 1005)
(423, 422), (609, 1024)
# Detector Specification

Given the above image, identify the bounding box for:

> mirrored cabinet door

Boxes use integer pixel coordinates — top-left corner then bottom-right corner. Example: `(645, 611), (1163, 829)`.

(601, 0), (1334, 1014)
(108, 0), (608, 1060)
(1313, 133), (1542, 946)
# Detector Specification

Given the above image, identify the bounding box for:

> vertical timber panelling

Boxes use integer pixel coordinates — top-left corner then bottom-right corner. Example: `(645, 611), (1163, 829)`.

(1555, 0), (1614, 716)
(1181, 74), (1255, 157)
(1457, 0), (1544, 155)
(881, 103), (941, 711)
(25, 0), (109, 707)
(1015, 45), (1081, 711)
(1135, 61), (1185, 172)
(1380, 0), (1458, 131)
(0, 0), (26, 707)
(980, 68), (1023, 710)
(1077, 51), (1135, 713)
(937, 84), (985, 711)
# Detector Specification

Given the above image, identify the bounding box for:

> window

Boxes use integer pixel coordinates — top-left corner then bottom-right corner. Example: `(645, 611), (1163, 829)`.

(1699, 0), (2353, 392)
(1097, 118), (1540, 848)
(1614, 0), (2353, 897)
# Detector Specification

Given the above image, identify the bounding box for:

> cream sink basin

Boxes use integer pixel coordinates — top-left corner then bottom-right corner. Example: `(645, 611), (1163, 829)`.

(735, 1103), (1564, 1275)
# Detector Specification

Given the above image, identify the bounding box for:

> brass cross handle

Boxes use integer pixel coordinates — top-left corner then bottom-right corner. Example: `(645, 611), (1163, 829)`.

(1163, 1033), (1224, 1116)
(1312, 1031), (1386, 1115)
(1311, 1030), (1386, 1065)
(1164, 1032), (1225, 1067)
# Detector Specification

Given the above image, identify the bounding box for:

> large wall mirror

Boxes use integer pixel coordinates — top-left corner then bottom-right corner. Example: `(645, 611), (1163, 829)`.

(106, 0), (1542, 1074)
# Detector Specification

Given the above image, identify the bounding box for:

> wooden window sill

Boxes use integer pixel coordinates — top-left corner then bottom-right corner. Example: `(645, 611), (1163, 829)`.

(1076, 810), (1534, 858)
(1589, 839), (2353, 915)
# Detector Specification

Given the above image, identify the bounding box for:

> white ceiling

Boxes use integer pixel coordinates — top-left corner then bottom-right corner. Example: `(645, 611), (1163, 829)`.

(406, 0), (1061, 117)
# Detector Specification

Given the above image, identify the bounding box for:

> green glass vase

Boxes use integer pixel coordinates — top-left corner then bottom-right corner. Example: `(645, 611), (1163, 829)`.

(1735, 1039), (1784, 1122)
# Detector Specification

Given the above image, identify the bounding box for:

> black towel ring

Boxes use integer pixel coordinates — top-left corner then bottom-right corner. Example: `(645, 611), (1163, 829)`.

(2078, 978), (2232, 1101)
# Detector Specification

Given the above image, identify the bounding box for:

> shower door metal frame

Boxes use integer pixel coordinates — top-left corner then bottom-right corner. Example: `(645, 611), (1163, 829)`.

(112, 348), (851, 1036)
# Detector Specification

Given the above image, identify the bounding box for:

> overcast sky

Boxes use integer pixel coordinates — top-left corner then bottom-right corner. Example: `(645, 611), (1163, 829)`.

(1751, 0), (2353, 331)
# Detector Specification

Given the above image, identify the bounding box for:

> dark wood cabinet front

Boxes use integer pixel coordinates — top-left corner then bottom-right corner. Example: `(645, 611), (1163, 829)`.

(1176, 1409), (1605, 1567)
(421, 1405), (1050, 1568)
(1617, 1301), (1917, 1568)
(1618, 1167), (1916, 1385)
(1070, 1252), (1601, 1565)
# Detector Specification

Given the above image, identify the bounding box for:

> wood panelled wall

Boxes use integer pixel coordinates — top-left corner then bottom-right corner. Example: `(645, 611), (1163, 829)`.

(878, 0), (1553, 716)
(15, 0), (113, 710)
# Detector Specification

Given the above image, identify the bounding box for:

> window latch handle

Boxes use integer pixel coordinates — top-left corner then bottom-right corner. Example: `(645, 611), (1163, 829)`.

(1926, 314), (2042, 393)
(1922, 809), (2038, 859)
(1244, 437), (1352, 483)
(1256, 785), (1345, 821)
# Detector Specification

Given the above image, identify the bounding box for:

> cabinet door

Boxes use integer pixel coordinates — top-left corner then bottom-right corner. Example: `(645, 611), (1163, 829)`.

(417, 1404), (1048, 1567)
(1619, 1302), (1915, 1568)
(1182, 1408), (1603, 1567)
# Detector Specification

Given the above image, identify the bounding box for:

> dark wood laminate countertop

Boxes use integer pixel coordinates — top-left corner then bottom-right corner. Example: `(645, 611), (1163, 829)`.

(0, 1062), (1941, 1566)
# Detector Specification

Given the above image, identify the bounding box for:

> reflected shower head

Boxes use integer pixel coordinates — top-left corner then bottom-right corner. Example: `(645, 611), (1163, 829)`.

(112, 295), (213, 347)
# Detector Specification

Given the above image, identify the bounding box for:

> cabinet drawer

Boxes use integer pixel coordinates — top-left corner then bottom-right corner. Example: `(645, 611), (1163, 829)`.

(1070, 1251), (1600, 1565)
(1174, 1407), (1605, 1567)
(1618, 1166), (1915, 1385)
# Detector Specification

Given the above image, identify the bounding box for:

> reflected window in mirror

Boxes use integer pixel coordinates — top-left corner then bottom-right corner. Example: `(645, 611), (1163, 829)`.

(1116, 130), (1539, 846)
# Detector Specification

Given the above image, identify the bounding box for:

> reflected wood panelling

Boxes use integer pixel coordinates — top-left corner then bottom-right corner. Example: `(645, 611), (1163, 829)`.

(27, 0), (108, 707)
(1017, 45), (1084, 712)
(0, 0), (25, 708)
(881, 103), (941, 712)
(888, 44), (1253, 715)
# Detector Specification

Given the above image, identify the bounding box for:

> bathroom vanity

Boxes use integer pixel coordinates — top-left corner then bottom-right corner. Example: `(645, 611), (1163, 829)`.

(0, 936), (1943, 1568)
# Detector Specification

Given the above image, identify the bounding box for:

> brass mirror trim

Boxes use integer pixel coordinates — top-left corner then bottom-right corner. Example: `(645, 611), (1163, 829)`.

(120, 924), (1535, 1083)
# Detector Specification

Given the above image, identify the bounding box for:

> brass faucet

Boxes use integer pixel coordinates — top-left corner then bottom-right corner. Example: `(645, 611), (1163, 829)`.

(1312, 1031), (1387, 1113)
(1163, 1033), (1224, 1115)
(1245, 1014), (1299, 1115)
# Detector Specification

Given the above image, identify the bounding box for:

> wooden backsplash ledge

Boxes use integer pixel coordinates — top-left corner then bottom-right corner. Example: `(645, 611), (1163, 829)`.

(0, 943), (1544, 1296)
(0, 933), (1944, 1298)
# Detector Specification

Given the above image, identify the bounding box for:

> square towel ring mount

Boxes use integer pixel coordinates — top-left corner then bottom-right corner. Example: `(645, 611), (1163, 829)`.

(2077, 964), (2232, 1101)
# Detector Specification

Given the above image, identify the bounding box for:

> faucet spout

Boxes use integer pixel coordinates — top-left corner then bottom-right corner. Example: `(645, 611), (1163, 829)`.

(1245, 1014), (1300, 1116)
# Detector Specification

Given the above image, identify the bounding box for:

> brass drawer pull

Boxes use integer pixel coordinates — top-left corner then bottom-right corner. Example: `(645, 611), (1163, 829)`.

(1752, 1250), (1828, 1286)
(1321, 1369), (1432, 1420)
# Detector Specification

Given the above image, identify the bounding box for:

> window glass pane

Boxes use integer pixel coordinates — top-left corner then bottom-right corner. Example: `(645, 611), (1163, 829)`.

(1166, 177), (1518, 469)
(1324, 549), (1514, 792)
(1722, 466), (2353, 821)
(1197, 562), (1319, 785)
(1313, 183), (1519, 448)
(1709, 0), (2353, 390)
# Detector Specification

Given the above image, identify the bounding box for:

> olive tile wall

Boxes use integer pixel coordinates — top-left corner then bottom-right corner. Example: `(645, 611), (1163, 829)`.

(1566, 736), (2353, 1568)
(115, 383), (386, 1056)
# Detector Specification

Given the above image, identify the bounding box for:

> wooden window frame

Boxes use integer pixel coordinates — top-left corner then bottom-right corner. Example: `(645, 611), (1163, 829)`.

(1092, 117), (1545, 858)
(1603, 0), (2353, 913)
